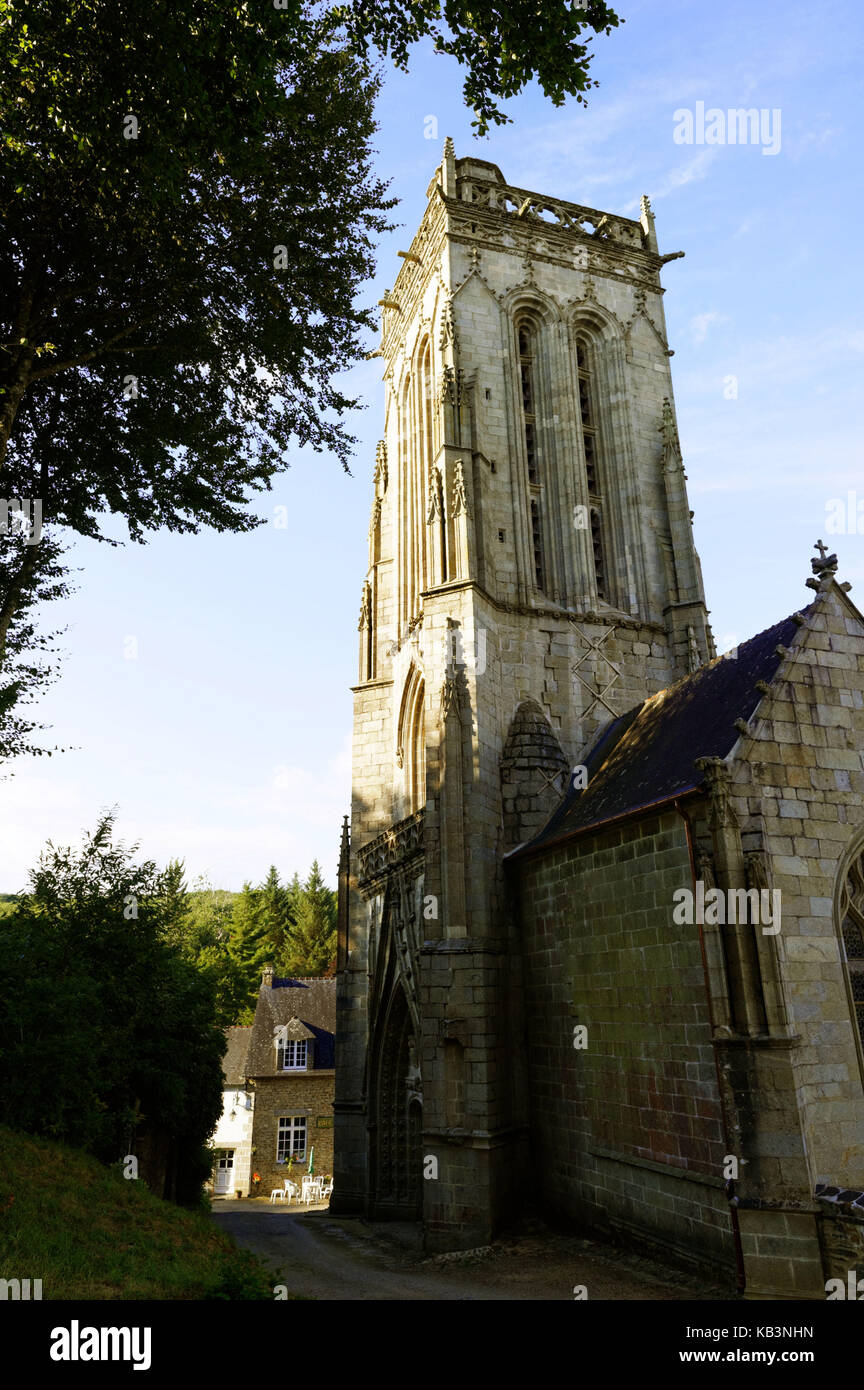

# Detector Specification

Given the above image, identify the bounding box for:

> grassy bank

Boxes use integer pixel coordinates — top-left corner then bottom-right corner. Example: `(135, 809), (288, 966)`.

(0, 1126), (281, 1299)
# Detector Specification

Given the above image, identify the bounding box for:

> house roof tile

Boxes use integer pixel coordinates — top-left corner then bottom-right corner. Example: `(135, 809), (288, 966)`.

(245, 977), (336, 1076)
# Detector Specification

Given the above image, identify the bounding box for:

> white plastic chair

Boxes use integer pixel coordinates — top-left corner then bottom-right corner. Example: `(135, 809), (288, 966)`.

(284, 1179), (299, 1203)
(302, 1177), (322, 1205)
(270, 1186), (287, 1203)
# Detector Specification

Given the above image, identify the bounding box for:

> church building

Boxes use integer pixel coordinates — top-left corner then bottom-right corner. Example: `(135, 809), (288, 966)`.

(333, 143), (864, 1299)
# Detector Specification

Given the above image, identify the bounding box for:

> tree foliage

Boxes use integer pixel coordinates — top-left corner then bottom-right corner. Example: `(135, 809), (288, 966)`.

(279, 860), (337, 977)
(0, 525), (70, 760)
(1, 1), (394, 516)
(163, 871), (250, 1029)
(227, 882), (272, 1024)
(0, 813), (225, 1203)
(327, 0), (622, 134)
(159, 861), (337, 1023)
(258, 864), (294, 961)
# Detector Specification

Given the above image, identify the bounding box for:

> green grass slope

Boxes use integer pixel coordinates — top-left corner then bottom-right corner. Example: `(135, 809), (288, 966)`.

(0, 1126), (277, 1299)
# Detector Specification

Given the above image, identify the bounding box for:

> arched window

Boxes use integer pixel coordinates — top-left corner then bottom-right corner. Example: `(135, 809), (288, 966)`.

(419, 339), (434, 589)
(409, 686), (426, 812)
(518, 321), (539, 483)
(398, 668), (426, 814)
(400, 376), (412, 632)
(839, 851), (864, 1057)
(577, 338), (609, 602)
(518, 318), (546, 592)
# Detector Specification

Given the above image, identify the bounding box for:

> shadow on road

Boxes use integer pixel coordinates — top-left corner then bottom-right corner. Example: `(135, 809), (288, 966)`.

(211, 1201), (736, 1302)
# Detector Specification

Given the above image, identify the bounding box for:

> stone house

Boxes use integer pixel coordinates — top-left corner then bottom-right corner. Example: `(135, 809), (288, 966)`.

(333, 143), (864, 1298)
(208, 1025), (254, 1198)
(244, 970), (336, 1195)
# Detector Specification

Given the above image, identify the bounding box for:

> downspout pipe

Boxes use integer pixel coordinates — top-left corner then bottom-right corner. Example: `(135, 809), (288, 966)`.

(674, 798), (746, 1295)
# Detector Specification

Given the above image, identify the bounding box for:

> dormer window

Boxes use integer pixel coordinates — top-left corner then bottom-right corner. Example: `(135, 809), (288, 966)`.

(277, 1038), (308, 1071)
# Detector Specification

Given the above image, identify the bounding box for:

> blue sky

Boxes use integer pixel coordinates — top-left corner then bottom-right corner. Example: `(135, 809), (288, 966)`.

(1, 0), (861, 891)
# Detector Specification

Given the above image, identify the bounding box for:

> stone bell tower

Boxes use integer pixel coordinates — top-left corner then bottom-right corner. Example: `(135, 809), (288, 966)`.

(333, 141), (714, 1248)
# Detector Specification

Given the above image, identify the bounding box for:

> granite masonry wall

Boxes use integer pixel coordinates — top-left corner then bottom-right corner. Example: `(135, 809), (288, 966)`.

(516, 809), (737, 1278)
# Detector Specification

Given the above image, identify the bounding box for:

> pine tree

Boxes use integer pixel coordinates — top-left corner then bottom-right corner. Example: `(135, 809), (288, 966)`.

(281, 861), (337, 977)
(284, 871), (303, 921)
(158, 859), (191, 948)
(273, 871), (303, 976)
(228, 883), (270, 1022)
(258, 865), (293, 959)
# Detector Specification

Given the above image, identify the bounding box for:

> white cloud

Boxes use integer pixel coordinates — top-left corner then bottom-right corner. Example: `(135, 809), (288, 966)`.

(689, 311), (728, 345)
(644, 147), (718, 204)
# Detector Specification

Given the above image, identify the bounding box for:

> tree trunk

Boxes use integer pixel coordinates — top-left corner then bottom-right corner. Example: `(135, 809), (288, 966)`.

(0, 543), (39, 662)
(1, 277), (37, 473)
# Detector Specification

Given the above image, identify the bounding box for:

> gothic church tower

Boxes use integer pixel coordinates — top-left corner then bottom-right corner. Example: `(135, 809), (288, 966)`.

(333, 142), (714, 1248)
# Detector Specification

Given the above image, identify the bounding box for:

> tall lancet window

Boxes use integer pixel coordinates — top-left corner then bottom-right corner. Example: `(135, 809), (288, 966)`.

(518, 319), (546, 592)
(409, 683), (426, 812)
(518, 322), (539, 483)
(399, 376), (412, 632)
(577, 338), (609, 602)
(398, 668), (426, 814)
(418, 339), (433, 594)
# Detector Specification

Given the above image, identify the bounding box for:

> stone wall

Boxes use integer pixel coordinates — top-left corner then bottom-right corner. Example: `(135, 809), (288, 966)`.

(737, 588), (864, 1189)
(516, 809), (737, 1276)
(250, 1072), (335, 1195)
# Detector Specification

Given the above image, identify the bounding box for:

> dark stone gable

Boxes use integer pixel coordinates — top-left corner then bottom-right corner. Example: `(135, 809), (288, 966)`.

(513, 609), (810, 856)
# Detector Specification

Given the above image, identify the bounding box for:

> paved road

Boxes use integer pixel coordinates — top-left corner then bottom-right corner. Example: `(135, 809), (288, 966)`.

(211, 1201), (732, 1302)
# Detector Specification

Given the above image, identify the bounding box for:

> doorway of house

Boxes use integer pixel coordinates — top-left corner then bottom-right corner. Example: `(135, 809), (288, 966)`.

(214, 1149), (235, 1196)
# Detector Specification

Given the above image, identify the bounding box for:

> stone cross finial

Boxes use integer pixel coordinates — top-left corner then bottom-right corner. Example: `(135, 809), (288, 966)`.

(811, 538), (838, 578)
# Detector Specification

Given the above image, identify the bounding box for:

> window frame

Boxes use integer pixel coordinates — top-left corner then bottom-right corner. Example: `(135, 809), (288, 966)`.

(276, 1115), (308, 1164)
(276, 1038), (308, 1072)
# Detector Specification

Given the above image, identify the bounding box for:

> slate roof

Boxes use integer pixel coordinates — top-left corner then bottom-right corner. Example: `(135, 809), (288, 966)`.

(221, 1026), (252, 1087)
(245, 977), (337, 1076)
(509, 608), (809, 860)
